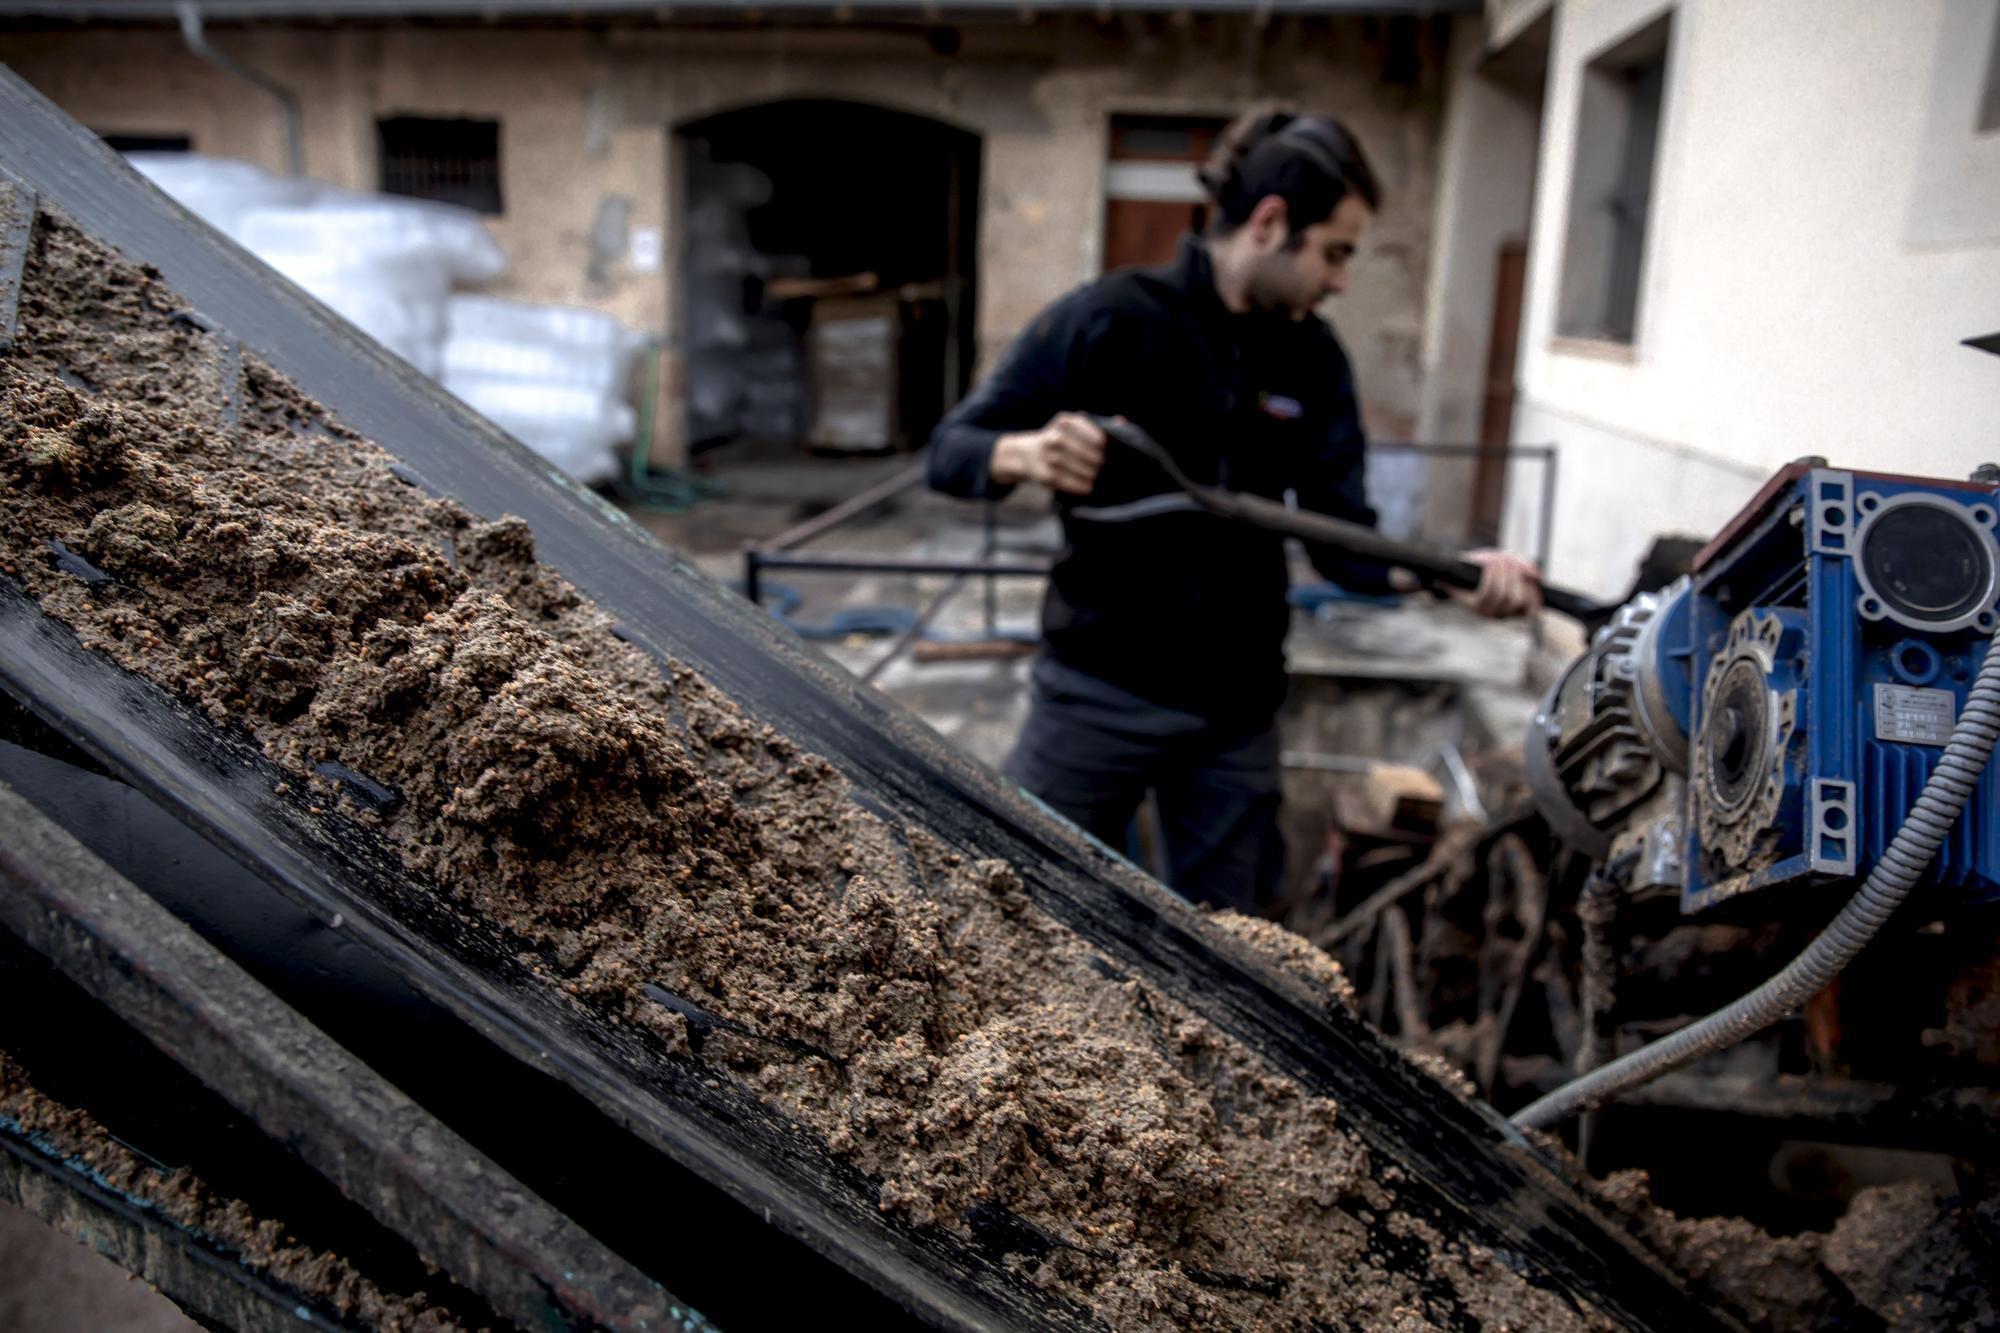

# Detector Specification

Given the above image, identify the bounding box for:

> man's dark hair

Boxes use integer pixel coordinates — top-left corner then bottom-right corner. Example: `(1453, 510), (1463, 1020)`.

(1197, 107), (1381, 238)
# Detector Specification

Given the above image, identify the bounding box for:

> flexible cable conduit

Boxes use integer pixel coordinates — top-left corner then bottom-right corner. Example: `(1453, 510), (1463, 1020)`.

(1515, 624), (2000, 1130)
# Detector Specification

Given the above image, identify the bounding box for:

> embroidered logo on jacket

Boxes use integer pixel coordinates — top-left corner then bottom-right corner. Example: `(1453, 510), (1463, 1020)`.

(1256, 392), (1303, 421)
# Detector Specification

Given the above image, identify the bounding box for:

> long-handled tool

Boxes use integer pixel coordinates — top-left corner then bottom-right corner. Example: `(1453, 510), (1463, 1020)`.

(1092, 416), (1612, 629)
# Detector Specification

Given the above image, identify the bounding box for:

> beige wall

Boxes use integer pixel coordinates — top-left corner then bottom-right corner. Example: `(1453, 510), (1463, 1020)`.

(1485, 0), (1554, 50)
(1497, 0), (2000, 598)
(0, 27), (671, 330)
(1414, 16), (1542, 451)
(1, 16), (1452, 457)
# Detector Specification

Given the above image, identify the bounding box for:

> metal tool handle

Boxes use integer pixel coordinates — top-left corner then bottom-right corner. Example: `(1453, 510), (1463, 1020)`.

(1089, 415), (1610, 628)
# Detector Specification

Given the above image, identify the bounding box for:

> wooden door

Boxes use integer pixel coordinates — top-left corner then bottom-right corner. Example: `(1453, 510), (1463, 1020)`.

(1103, 199), (1201, 272)
(1472, 239), (1528, 544)
(1101, 115), (1227, 272)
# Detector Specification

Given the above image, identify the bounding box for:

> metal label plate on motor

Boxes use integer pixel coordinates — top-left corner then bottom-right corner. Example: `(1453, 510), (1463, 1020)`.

(1874, 684), (1957, 745)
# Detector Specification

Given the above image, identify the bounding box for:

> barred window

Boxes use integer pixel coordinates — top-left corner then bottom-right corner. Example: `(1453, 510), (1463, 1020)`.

(377, 117), (503, 216)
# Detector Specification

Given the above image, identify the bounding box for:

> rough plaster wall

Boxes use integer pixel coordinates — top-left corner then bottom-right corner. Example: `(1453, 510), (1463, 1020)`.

(2, 18), (1451, 449)
(1502, 399), (1761, 598)
(608, 17), (1450, 442)
(1415, 18), (1541, 449)
(0, 29), (669, 328)
(1508, 0), (2000, 595)
(365, 29), (670, 333)
(0, 29), (298, 166)
(1487, 0), (1556, 49)
(1411, 20), (1545, 547)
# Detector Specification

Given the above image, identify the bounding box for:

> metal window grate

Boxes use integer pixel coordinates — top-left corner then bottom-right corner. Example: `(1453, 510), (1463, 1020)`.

(377, 117), (502, 215)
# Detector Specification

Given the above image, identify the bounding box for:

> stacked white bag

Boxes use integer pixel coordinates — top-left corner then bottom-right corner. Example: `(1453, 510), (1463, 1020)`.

(125, 152), (643, 487)
(440, 295), (642, 488)
(127, 152), (503, 378)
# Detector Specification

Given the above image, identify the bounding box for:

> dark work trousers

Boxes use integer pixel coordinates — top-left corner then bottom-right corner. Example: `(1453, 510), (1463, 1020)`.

(1001, 657), (1285, 913)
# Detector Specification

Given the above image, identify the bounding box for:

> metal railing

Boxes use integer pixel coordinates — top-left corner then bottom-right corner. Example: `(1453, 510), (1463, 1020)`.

(739, 443), (1560, 680)
(741, 464), (1049, 682)
(1366, 441), (1558, 581)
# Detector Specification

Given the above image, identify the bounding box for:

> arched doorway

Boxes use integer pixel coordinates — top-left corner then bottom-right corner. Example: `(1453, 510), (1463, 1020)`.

(676, 99), (980, 455)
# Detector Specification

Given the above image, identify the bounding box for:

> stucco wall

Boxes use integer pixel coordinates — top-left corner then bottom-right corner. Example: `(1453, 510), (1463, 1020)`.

(0, 27), (672, 330)
(1414, 16), (1542, 450)
(1486, 0), (1555, 51)
(1, 17), (1453, 461)
(1501, 0), (2000, 597)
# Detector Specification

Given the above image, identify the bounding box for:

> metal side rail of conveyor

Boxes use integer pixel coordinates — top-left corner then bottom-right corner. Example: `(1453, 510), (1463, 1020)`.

(0, 780), (705, 1333)
(0, 68), (1726, 1332)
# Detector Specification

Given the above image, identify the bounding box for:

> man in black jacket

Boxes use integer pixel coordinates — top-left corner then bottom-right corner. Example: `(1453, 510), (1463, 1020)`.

(926, 110), (1539, 911)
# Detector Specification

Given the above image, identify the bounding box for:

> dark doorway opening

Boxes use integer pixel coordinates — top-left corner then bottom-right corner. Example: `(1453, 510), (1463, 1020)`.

(677, 100), (980, 455)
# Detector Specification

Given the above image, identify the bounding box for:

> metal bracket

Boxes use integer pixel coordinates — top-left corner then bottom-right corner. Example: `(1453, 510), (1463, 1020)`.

(1808, 469), (1856, 558)
(1809, 778), (1857, 876)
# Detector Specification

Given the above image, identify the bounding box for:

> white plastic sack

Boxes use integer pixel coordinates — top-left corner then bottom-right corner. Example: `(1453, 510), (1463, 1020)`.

(446, 377), (628, 487)
(441, 334), (632, 395)
(125, 152), (317, 239)
(446, 294), (631, 353)
(440, 294), (645, 486)
(488, 423), (620, 489)
(318, 287), (448, 377)
(443, 375), (637, 443)
(131, 150), (640, 487)
(127, 152), (503, 377)
(130, 153), (504, 284)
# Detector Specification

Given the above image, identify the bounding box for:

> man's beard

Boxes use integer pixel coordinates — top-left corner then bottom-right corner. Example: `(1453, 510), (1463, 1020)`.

(1245, 259), (1315, 320)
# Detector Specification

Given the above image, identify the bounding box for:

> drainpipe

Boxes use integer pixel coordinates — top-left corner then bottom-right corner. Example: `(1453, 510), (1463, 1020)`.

(175, 1), (304, 177)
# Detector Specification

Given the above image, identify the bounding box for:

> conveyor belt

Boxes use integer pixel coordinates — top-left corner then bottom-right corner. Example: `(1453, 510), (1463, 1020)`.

(0, 67), (1726, 1331)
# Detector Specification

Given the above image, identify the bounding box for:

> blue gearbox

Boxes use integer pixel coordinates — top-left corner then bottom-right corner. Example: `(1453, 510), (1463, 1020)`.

(1528, 463), (2000, 913)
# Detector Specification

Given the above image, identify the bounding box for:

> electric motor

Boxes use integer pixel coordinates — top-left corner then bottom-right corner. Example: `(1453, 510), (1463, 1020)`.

(1529, 464), (2000, 912)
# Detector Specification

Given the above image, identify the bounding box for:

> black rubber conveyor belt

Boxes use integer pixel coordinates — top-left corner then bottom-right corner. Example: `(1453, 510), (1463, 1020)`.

(0, 69), (1723, 1332)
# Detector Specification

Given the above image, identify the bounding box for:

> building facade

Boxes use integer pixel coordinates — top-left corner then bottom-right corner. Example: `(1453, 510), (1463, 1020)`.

(1423, 0), (2000, 598)
(2, 7), (1462, 467)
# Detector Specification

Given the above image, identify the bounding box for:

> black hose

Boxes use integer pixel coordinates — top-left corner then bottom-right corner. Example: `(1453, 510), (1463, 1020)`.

(1089, 415), (1612, 627)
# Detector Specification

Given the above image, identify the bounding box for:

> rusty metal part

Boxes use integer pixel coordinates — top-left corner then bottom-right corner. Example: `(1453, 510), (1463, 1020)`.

(1316, 825), (1474, 948)
(909, 638), (1038, 664)
(1692, 610), (1795, 870)
(1092, 415), (1612, 626)
(1382, 905), (1429, 1041)
(1575, 870), (1621, 1080)
(1474, 835), (1550, 1095)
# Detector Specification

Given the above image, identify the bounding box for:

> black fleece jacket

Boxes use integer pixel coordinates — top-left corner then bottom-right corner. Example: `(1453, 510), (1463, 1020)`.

(926, 235), (1393, 726)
